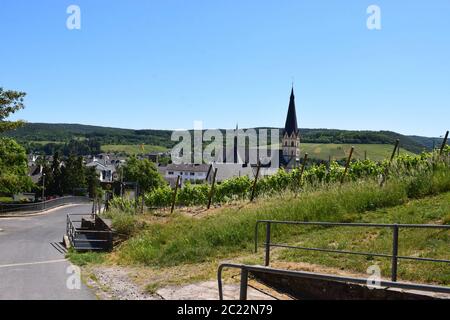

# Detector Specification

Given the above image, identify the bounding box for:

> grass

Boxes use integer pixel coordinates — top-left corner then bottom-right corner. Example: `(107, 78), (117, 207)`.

(111, 168), (450, 268)
(275, 192), (450, 284)
(101, 144), (168, 155)
(0, 197), (14, 203)
(66, 249), (106, 266)
(68, 167), (450, 285)
(301, 143), (416, 161)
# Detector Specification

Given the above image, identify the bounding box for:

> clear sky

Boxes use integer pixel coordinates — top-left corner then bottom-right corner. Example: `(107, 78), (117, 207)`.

(1, 0), (449, 137)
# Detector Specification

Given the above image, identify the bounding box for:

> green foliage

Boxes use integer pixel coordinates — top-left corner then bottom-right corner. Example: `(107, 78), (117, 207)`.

(0, 87), (26, 133)
(145, 185), (174, 207)
(103, 208), (138, 236)
(177, 183), (209, 206)
(0, 138), (33, 195)
(300, 129), (428, 154)
(85, 166), (100, 198)
(39, 152), (64, 196)
(66, 250), (106, 266)
(117, 170), (450, 267)
(108, 197), (136, 214)
(61, 155), (86, 194)
(215, 176), (252, 202)
(6, 123), (437, 155)
(142, 151), (450, 209)
(123, 156), (165, 193)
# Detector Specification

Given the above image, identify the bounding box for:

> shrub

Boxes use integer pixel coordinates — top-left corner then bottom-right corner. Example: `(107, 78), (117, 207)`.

(108, 196), (135, 214)
(145, 185), (173, 208)
(177, 183), (209, 206)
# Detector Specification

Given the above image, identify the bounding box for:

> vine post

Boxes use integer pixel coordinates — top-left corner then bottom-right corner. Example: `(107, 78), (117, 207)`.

(340, 146), (354, 184)
(439, 131), (449, 156)
(298, 153), (309, 189)
(390, 139), (400, 162)
(170, 175), (181, 214)
(207, 168), (218, 210)
(250, 160), (261, 202)
(381, 139), (400, 187)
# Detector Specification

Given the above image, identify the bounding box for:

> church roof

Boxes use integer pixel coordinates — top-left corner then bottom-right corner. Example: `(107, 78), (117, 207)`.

(284, 87), (299, 136)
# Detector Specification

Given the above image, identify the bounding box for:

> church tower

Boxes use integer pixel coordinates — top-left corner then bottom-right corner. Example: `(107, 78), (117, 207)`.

(282, 87), (300, 165)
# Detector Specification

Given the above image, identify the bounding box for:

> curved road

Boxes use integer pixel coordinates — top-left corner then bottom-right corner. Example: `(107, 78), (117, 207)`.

(0, 204), (95, 300)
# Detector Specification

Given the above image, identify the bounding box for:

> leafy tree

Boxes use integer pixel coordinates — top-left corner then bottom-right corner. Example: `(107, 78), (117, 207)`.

(51, 152), (64, 196)
(122, 156), (165, 193)
(0, 138), (34, 195)
(85, 166), (100, 198)
(0, 88), (32, 196)
(0, 87), (26, 133)
(62, 155), (86, 194)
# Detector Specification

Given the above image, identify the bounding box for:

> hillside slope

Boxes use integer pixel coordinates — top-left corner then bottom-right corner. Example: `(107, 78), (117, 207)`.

(5, 122), (435, 154)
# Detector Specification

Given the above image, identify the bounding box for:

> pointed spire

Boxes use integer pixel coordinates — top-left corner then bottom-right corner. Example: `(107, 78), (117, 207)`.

(284, 87), (298, 136)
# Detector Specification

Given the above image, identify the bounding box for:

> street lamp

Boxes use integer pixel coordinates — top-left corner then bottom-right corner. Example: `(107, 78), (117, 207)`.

(42, 173), (46, 210)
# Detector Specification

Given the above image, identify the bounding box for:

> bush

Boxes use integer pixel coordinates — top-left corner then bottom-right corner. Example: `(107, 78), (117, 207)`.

(117, 170), (450, 267)
(142, 151), (449, 209)
(103, 209), (138, 237)
(145, 185), (173, 208)
(177, 183), (209, 206)
(108, 197), (135, 214)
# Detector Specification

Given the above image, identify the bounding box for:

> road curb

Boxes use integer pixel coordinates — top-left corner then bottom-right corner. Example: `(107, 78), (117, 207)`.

(0, 204), (87, 219)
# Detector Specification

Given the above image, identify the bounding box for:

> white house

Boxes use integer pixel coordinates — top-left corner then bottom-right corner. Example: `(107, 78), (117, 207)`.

(85, 160), (118, 183)
(161, 163), (211, 187)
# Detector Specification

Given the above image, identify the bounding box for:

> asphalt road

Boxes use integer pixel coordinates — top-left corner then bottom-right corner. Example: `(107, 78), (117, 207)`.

(0, 204), (96, 300)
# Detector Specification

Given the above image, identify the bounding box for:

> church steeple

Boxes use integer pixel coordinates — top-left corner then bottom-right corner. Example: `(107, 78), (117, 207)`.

(282, 86), (300, 166)
(284, 87), (299, 136)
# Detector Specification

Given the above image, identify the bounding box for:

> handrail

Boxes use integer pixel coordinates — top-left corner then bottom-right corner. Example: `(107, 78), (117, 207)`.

(217, 263), (450, 300)
(254, 220), (450, 282)
(66, 213), (113, 251)
(0, 196), (91, 215)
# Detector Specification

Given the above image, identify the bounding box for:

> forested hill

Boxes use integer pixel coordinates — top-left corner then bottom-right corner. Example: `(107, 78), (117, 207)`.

(5, 122), (436, 154)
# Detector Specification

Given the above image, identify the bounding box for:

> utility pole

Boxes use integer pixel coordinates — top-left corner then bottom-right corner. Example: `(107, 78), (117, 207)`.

(120, 166), (124, 198)
(42, 173), (46, 210)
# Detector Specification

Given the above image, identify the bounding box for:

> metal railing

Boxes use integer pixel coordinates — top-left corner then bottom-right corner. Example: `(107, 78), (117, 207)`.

(255, 220), (450, 282)
(66, 213), (113, 251)
(0, 196), (91, 215)
(217, 263), (450, 300)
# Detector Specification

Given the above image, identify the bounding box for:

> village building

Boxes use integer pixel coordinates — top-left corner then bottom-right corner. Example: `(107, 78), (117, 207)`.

(280, 87), (301, 169)
(162, 163), (211, 187)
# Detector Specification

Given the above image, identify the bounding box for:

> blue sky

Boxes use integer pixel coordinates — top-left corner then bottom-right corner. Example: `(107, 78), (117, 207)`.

(1, 0), (449, 137)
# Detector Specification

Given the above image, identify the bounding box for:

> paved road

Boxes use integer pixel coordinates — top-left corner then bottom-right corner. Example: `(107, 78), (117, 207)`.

(0, 204), (96, 300)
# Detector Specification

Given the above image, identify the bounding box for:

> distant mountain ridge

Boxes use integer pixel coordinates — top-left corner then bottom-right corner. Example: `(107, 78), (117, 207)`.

(5, 122), (438, 154)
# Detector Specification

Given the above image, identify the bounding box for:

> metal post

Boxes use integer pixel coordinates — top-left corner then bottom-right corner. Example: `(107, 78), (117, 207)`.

(207, 168), (218, 209)
(391, 224), (399, 282)
(250, 160), (261, 202)
(120, 167), (124, 198)
(298, 153), (308, 188)
(205, 164), (213, 182)
(239, 268), (249, 300)
(340, 146), (354, 184)
(380, 140), (400, 187)
(439, 131), (449, 156)
(42, 173), (46, 210)
(390, 139), (400, 162)
(170, 176), (181, 214)
(265, 222), (271, 267)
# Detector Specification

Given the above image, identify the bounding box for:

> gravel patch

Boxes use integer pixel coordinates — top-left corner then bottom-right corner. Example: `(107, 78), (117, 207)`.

(88, 267), (161, 300)
(87, 266), (275, 300)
